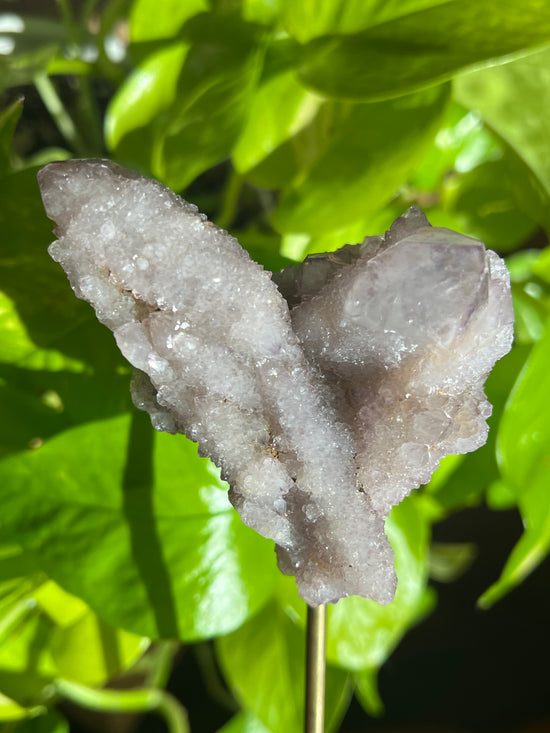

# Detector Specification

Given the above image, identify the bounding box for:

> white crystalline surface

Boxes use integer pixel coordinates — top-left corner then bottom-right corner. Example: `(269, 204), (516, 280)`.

(38, 160), (514, 607)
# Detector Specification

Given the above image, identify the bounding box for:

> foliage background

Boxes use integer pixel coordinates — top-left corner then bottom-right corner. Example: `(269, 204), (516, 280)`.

(1, 0), (550, 731)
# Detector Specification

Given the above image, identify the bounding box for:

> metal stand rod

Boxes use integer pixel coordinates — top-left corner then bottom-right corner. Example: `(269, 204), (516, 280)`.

(305, 604), (327, 733)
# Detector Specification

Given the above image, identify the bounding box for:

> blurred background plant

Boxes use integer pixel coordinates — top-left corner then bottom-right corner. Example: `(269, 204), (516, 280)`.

(1, 1), (550, 732)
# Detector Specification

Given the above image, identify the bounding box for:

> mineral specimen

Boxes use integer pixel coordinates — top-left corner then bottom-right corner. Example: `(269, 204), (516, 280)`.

(38, 159), (514, 607)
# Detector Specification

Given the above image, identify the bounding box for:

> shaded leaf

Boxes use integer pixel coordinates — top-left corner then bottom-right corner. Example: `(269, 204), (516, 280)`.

(0, 168), (95, 365)
(298, 1), (550, 101)
(354, 669), (384, 718)
(17, 709), (69, 733)
(454, 46), (550, 229)
(0, 97), (23, 176)
(428, 542), (477, 583)
(443, 158), (537, 253)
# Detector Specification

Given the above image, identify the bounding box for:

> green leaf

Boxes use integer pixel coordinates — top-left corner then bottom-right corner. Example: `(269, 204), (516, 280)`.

(49, 610), (148, 685)
(0, 168), (93, 366)
(237, 97), (342, 191)
(0, 167), (132, 377)
(217, 711), (272, 733)
(0, 692), (43, 722)
(232, 70), (322, 178)
(443, 158), (538, 253)
(0, 412), (278, 640)
(129, 0), (209, 41)
(485, 479), (518, 511)
(0, 546), (147, 691)
(326, 495), (435, 672)
(242, 0), (280, 25)
(410, 101), (502, 192)
(428, 542), (477, 583)
(17, 709), (69, 733)
(354, 669), (384, 718)
(151, 13), (266, 190)
(297, 1), (550, 101)
(279, 0), (452, 43)
(105, 43), (189, 150)
(0, 377), (69, 458)
(273, 85), (450, 236)
(454, 46), (550, 228)
(217, 598), (350, 733)
(480, 320), (550, 606)
(0, 98), (23, 177)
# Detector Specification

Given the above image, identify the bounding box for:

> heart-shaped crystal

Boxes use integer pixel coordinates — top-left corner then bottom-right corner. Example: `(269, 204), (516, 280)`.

(38, 159), (514, 606)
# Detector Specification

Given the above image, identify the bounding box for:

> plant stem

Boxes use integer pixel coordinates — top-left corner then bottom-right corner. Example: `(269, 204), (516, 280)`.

(146, 640), (180, 690)
(216, 168), (243, 231)
(194, 642), (239, 712)
(82, 0), (102, 25)
(33, 73), (89, 157)
(305, 604), (326, 733)
(56, 0), (78, 45)
(55, 679), (189, 733)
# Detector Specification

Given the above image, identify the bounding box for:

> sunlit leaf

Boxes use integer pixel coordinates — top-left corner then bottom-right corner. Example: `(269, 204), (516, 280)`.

(273, 85), (450, 235)
(50, 610), (148, 685)
(0, 691), (43, 722)
(0, 547), (147, 691)
(105, 43), (188, 150)
(232, 70), (321, 177)
(217, 711), (272, 733)
(480, 321), (550, 606)
(0, 412), (278, 640)
(298, 1), (550, 101)
(152, 13), (265, 190)
(129, 0), (209, 41)
(217, 599), (350, 733)
(279, 0), (447, 42)
(410, 101), (502, 192)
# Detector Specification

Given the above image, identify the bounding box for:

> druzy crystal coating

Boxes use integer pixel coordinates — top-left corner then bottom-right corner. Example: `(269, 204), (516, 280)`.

(38, 159), (514, 606)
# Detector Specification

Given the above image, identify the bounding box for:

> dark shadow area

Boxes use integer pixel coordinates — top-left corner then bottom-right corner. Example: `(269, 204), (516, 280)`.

(122, 409), (179, 638)
(342, 503), (550, 732)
